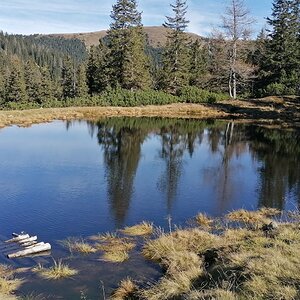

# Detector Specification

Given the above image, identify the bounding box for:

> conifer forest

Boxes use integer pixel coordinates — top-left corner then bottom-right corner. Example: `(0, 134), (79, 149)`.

(0, 0), (299, 109)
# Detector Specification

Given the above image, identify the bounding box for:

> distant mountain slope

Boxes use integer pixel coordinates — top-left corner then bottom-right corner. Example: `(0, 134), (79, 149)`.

(46, 26), (203, 48)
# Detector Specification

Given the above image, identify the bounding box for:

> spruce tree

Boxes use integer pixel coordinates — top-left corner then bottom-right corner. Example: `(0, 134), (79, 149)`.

(107, 0), (151, 90)
(24, 60), (41, 103)
(87, 41), (109, 94)
(263, 0), (300, 94)
(5, 60), (27, 103)
(162, 0), (190, 93)
(40, 67), (53, 103)
(122, 27), (152, 90)
(189, 40), (208, 87)
(76, 64), (89, 98)
(61, 56), (75, 99)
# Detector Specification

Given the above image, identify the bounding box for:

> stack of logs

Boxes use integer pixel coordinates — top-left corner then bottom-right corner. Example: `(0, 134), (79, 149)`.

(4, 233), (51, 259)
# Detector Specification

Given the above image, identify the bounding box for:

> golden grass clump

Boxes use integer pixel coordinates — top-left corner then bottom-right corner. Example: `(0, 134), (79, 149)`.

(143, 228), (220, 261)
(142, 239), (205, 299)
(95, 240), (135, 253)
(33, 260), (78, 280)
(94, 236), (136, 263)
(89, 232), (118, 242)
(258, 207), (281, 217)
(120, 221), (154, 236)
(62, 238), (97, 254)
(101, 251), (129, 263)
(226, 209), (271, 227)
(186, 289), (238, 300)
(0, 265), (22, 297)
(110, 277), (138, 300)
(194, 213), (213, 228)
(141, 267), (202, 300)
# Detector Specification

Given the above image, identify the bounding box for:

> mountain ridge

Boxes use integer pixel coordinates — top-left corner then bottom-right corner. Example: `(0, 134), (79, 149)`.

(44, 26), (203, 48)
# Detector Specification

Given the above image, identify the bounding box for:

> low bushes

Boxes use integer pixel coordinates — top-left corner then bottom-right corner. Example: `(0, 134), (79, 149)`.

(179, 86), (228, 104)
(0, 88), (228, 110)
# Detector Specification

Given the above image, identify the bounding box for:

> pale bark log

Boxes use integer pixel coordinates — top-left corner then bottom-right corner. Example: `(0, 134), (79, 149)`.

(8, 243), (51, 259)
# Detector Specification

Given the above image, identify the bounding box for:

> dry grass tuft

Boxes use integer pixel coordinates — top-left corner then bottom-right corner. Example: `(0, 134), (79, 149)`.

(186, 289), (238, 300)
(258, 207), (281, 217)
(89, 232), (119, 242)
(120, 221), (154, 236)
(33, 260), (78, 280)
(194, 213), (213, 228)
(101, 251), (129, 263)
(62, 238), (97, 254)
(143, 228), (220, 262)
(95, 240), (135, 253)
(111, 277), (138, 300)
(93, 235), (136, 263)
(0, 265), (22, 297)
(226, 209), (271, 227)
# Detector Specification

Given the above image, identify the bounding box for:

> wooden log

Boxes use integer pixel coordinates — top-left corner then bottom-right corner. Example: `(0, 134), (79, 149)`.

(25, 242), (45, 249)
(18, 236), (37, 244)
(7, 243), (51, 259)
(12, 232), (26, 237)
(5, 234), (30, 243)
(21, 241), (38, 247)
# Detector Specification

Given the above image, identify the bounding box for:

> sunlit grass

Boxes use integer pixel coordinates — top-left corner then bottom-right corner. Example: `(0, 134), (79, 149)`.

(111, 277), (137, 299)
(139, 210), (300, 300)
(89, 232), (118, 242)
(95, 240), (135, 252)
(194, 212), (213, 228)
(0, 265), (22, 297)
(226, 209), (271, 227)
(61, 238), (97, 254)
(101, 251), (129, 263)
(120, 221), (154, 236)
(32, 260), (78, 280)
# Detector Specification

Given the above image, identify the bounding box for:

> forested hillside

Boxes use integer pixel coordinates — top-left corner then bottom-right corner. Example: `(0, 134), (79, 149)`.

(0, 0), (299, 110)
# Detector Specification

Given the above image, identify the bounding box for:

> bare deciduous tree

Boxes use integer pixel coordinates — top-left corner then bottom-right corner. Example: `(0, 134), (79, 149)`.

(221, 0), (255, 99)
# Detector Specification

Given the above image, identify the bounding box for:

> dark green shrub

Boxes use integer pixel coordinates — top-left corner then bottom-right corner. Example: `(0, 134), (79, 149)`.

(264, 83), (286, 96)
(179, 86), (228, 103)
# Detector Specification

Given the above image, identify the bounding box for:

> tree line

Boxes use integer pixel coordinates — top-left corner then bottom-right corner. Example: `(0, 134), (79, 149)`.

(0, 0), (299, 108)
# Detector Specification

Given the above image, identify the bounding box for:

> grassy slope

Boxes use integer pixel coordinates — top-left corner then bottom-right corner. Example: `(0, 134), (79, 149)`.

(45, 26), (203, 48)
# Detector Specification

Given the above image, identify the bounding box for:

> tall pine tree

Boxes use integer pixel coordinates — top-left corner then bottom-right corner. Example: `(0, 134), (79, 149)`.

(106, 0), (151, 90)
(76, 64), (89, 98)
(40, 67), (54, 103)
(61, 56), (75, 99)
(189, 40), (208, 87)
(162, 0), (190, 93)
(24, 60), (41, 103)
(5, 59), (27, 103)
(263, 0), (300, 94)
(87, 41), (109, 94)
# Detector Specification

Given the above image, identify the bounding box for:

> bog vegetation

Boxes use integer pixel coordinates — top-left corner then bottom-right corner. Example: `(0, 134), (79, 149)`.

(0, 0), (299, 110)
(3, 208), (296, 300)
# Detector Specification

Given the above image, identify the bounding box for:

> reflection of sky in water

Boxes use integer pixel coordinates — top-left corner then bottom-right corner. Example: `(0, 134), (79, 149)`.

(0, 120), (299, 245)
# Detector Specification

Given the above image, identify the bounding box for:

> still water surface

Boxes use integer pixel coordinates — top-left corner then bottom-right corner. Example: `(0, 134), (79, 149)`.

(0, 118), (299, 298)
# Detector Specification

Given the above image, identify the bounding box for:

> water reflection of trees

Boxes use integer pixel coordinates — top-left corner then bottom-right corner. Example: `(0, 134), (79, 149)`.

(95, 120), (147, 227)
(207, 123), (300, 210)
(157, 124), (204, 211)
(248, 128), (300, 209)
(89, 117), (300, 223)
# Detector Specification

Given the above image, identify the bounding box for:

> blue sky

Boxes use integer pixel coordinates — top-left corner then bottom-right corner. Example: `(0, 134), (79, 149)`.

(0, 0), (273, 36)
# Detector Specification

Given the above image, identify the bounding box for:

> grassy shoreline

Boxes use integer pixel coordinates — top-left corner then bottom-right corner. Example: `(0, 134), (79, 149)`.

(0, 95), (299, 129)
(0, 103), (228, 129)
